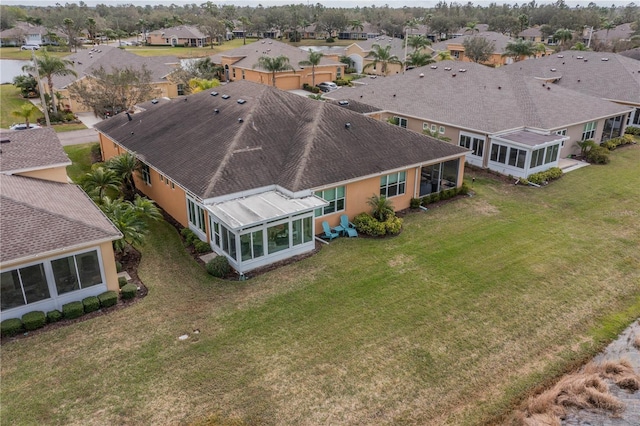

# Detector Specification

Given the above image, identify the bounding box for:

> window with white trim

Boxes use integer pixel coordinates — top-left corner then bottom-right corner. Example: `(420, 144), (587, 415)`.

(431, 124), (437, 132)
(582, 121), (596, 140)
(314, 186), (345, 216)
(141, 163), (151, 185)
(508, 147), (527, 169)
(544, 144), (559, 164)
(394, 116), (408, 128)
(187, 197), (206, 234)
(459, 134), (484, 157)
(530, 148), (545, 168)
(380, 171), (406, 198)
(490, 143), (508, 164)
(423, 122), (430, 131)
(240, 228), (264, 261)
(51, 251), (102, 295)
(439, 126), (445, 134)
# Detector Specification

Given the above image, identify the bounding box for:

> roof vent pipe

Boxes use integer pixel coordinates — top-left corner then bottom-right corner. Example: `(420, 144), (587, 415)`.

(345, 122), (351, 129)
(126, 112), (132, 121)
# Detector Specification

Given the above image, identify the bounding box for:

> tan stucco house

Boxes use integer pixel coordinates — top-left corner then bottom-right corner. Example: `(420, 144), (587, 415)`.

(0, 128), (122, 321)
(147, 25), (210, 47)
(343, 37), (411, 76)
(95, 80), (468, 275)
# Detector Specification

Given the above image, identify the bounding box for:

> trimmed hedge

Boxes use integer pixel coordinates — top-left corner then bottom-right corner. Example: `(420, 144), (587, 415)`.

(181, 228), (198, 246)
(47, 310), (63, 323)
(115, 261), (123, 273)
(98, 291), (118, 308)
(62, 301), (84, 320)
(206, 256), (231, 278)
(625, 126), (640, 136)
(118, 276), (128, 288)
(22, 311), (46, 331)
(83, 296), (100, 313)
(121, 283), (137, 300)
(353, 213), (403, 236)
(194, 240), (212, 253)
(586, 146), (610, 164)
(528, 167), (563, 185)
(600, 134), (635, 151)
(1, 318), (23, 337)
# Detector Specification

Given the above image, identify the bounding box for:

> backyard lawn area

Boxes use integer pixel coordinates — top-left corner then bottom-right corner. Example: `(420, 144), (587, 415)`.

(1, 145), (639, 425)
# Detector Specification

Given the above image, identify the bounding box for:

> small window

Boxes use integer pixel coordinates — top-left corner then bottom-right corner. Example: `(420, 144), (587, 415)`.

(241, 69), (245, 80)
(431, 124), (437, 132)
(439, 126), (445, 134)
(159, 174), (164, 182)
(423, 122), (430, 130)
(171, 182), (175, 190)
(232, 68), (236, 79)
(141, 164), (151, 185)
(177, 84), (185, 96)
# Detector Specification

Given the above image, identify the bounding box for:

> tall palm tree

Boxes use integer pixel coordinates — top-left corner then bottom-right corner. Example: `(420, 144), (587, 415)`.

(106, 151), (139, 201)
(601, 21), (615, 43)
(253, 55), (295, 87)
(502, 39), (537, 62)
(11, 103), (40, 128)
(298, 50), (323, 87)
(22, 51), (77, 115)
(406, 51), (436, 67)
(363, 44), (403, 76)
(553, 28), (573, 49)
(81, 166), (121, 200)
(435, 50), (453, 61)
(464, 22), (479, 34)
(406, 35), (431, 51)
(86, 17), (97, 42)
(349, 19), (364, 33)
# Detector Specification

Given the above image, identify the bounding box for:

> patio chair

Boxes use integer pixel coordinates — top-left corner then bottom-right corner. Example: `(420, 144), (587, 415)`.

(339, 214), (358, 238)
(321, 221), (340, 241)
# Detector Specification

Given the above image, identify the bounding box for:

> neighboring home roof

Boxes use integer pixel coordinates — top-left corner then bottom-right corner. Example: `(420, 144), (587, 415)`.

(347, 37), (407, 59)
(0, 22), (49, 39)
(134, 96), (172, 112)
(518, 27), (543, 38)
(52, 45), (179, 89)
(453, 24), (490, 35)
(95, 80), (468, 200)
(593, 23), (634, 42)
(0, 128), (71, 174)
(342, 22), (380, 34)
(618, 47), (640, 61)
(148, 25), (207, 39)
(328, 98), (382, 114)
(332, 61), (632, 134)
(0, 174), (121, 263)
(502, 51), (640, 106)
(210, 38), (342, 70)
(430, 32), (518, 55)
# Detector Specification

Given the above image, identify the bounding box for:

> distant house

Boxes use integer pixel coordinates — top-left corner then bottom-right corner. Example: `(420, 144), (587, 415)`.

(588, 23), (634, 47)
(338, 23), (382, 40)
(40, 45), (180, 113)
(503, 51), (640, 129)
(343, 37), (412, 75)
(451, 24), (490, 39)
(430, 32), (550, 67)
(518, 26), (555, 45)
(95, 81), (468, 275)
(0, 22), (62, 46)
(147, 25), (210, 47)
(210, 39), (345, 90)
(326, 61), (632, 178)
(618, 47), (640, 61)
(0, 128), (121, 321)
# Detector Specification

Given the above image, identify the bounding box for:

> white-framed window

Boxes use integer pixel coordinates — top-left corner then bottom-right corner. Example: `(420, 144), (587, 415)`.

(171, 182), (175, 190)
(490, 143), (508, 164)
(544, 144), (559, 164)
(337, 66), (342, 78)
(582, 121), (596, 140)
(187, 197), (206, 234)
(159, 174), (164, 182)
(555, 129), (567, 136)
(530, 147), (545, 168)
(314, 186), (345, 216)
(240, 227), (264, 261)
(141, 163), (151, 185)
(439, 126), (445, 134)
(431, 124), (437, 132)
(394, 116), (408, 128)
(380, 171), (406, 198)
(241, 69), (245, 80)
(232, 68), (236, 79)
(452, 50), (460, 59)
(177, 84), (185, 96)
(423, 122), (430, 131)
(459, 134), (485, 157)
(507, 147), (527, 169)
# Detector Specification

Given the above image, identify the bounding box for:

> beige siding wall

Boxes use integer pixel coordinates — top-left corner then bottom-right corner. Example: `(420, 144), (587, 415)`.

(17, 166), (69, 183)
(224, 63), (344, 89)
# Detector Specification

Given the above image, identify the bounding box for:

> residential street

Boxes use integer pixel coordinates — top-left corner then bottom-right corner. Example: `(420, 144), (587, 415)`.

(56, 128), (98, 146)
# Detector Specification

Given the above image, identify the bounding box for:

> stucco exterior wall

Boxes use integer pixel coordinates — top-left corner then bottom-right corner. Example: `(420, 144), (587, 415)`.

(224, 63), (344, 89)
(17, 166), (69, 183)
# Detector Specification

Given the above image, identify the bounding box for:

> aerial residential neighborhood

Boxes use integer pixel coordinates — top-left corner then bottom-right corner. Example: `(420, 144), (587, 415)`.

(1, 1), (640, 425)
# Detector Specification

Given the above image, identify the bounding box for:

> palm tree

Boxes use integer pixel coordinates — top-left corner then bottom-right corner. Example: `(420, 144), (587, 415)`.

(553, 28), (573, 49)
(349, 19), (364, 33)
(253, 55), (295, 87)
(86, 17), (97, 43)
(435, 50), (453, 61)
(602, 21), (615, 43)
(188, 77), (220, 93)
(100, 197), (147, 254)
(464, 22), (479, 34)
(406, 51), (436, 67)
(132, 195), (163, 222)
(363, 44), (403, 76)
(571, 42), (589, 51)
(63, 18), (76, 52)
(239, 16), (251, 45)
(22, 51), (77, 115)
(406, 35), (431, 51)
(367, 194), (394, 222)
(11, 103), (40, 128)
(298, 50), (323, 87)
(81, 166), (121, 200)
(106, 151), (139, 201)
(502, 39), (537, 62)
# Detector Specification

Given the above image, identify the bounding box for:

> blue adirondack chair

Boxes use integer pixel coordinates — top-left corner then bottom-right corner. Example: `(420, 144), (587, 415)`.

(339, 214), (358, 238)
(321, 221), (340, 241)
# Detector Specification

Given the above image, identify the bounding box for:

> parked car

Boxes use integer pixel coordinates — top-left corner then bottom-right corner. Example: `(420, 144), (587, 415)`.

(20, 44), (40, 50)
(10, 123), (42, 130)
(316, 82), (338, 92)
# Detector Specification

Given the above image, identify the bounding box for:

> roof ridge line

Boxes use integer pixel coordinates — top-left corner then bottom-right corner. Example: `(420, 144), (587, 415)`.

(289, 101), (324, 191)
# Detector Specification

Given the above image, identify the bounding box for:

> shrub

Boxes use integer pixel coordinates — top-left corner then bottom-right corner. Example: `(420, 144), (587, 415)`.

(22, 311), (46, 331)
(194, 240), (212, 253)
(47, 310), (63, 323)
(83, 296), (100, 313)
(353, 213), (386, 236)
(62, 301), (84, 320)
(546, 167), (563, 180)
(206, 256), (231, 278)
(600, 140), (617, 151)
(121, 283), (138, 300)
(459, 182), (470, 195)
(345, 67), (357, 74)
(98, 291), (118, 308)
(384, 216), (403, 235)
(410, 197), (421, 209)
(118, 276), (128, 288)
(91, 143), (102, 161)
(528, 167), (563, 185)
(333, 78), (350, 87)
(311, 86), (320, 93)
(625, 126), (640, 136)
(326, 37), (335, 43)
(1, 318), (23, 337)
(586, 145), (610, 164)
(181, 228), (198, 245)
(115, 261), (123, 273)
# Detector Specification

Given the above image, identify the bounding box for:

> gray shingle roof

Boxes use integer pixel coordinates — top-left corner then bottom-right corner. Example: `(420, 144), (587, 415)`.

(334, 61), (632, 134)
(95, 80), (468, 200)
(518, 27), (543, 38)
(148, 25), (207, 39)
(501, 51), (640, 106)
(0, 128), (70, 173)
(0, 174), (121, 263)
(592, 23), (634, 42)
(347, 37), (407, 58)
(53, 46), (179, 89)
(619, 48), (640, 61)
(210, 39), (342, 70)
(430, 32), (517, 54)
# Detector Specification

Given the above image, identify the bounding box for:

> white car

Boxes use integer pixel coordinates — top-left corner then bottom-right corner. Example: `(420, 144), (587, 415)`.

(20, 44), (40, 50)
(10, 123), (42, 130)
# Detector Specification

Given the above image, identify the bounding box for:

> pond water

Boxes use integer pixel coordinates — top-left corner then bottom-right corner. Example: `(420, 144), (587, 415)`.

(0, 59), (31, 84)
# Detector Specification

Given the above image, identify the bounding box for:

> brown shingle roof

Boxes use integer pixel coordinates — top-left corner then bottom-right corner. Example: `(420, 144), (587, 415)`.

(333, 61), (632, 134)
(0, 174), (121, 263)
(430, 32), (517, 54)
(148, 25), (207, 39)
(0, 128), (70, 173)
(502, 51), (640, 106)
(619, 48), (640, 61)
(95, 80), (468, 200)
(347, 37), (407, 58)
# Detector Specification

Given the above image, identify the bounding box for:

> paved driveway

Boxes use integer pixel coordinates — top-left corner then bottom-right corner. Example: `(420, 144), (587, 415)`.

(57, 128), (99, 146)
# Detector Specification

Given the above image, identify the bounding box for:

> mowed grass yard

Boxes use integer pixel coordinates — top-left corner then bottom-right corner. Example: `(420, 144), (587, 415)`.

(1, 145), (639, 425)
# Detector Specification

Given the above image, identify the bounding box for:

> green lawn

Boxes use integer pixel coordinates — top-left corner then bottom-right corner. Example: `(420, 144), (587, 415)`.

(63, 143), (96, 182)
(124, 38), (248, 58)
(0, 47), (71, 60)
(1, 146), (639, 425)
(0, 84), (43, 128)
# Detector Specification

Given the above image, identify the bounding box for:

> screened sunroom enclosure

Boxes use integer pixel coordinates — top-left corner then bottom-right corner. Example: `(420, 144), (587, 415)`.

(205, 191), (328, 275)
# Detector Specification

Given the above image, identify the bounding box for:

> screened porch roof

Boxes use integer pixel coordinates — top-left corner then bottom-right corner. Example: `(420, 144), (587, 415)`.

(492, 130), (568, 148)
(206, 191), (328, 231)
